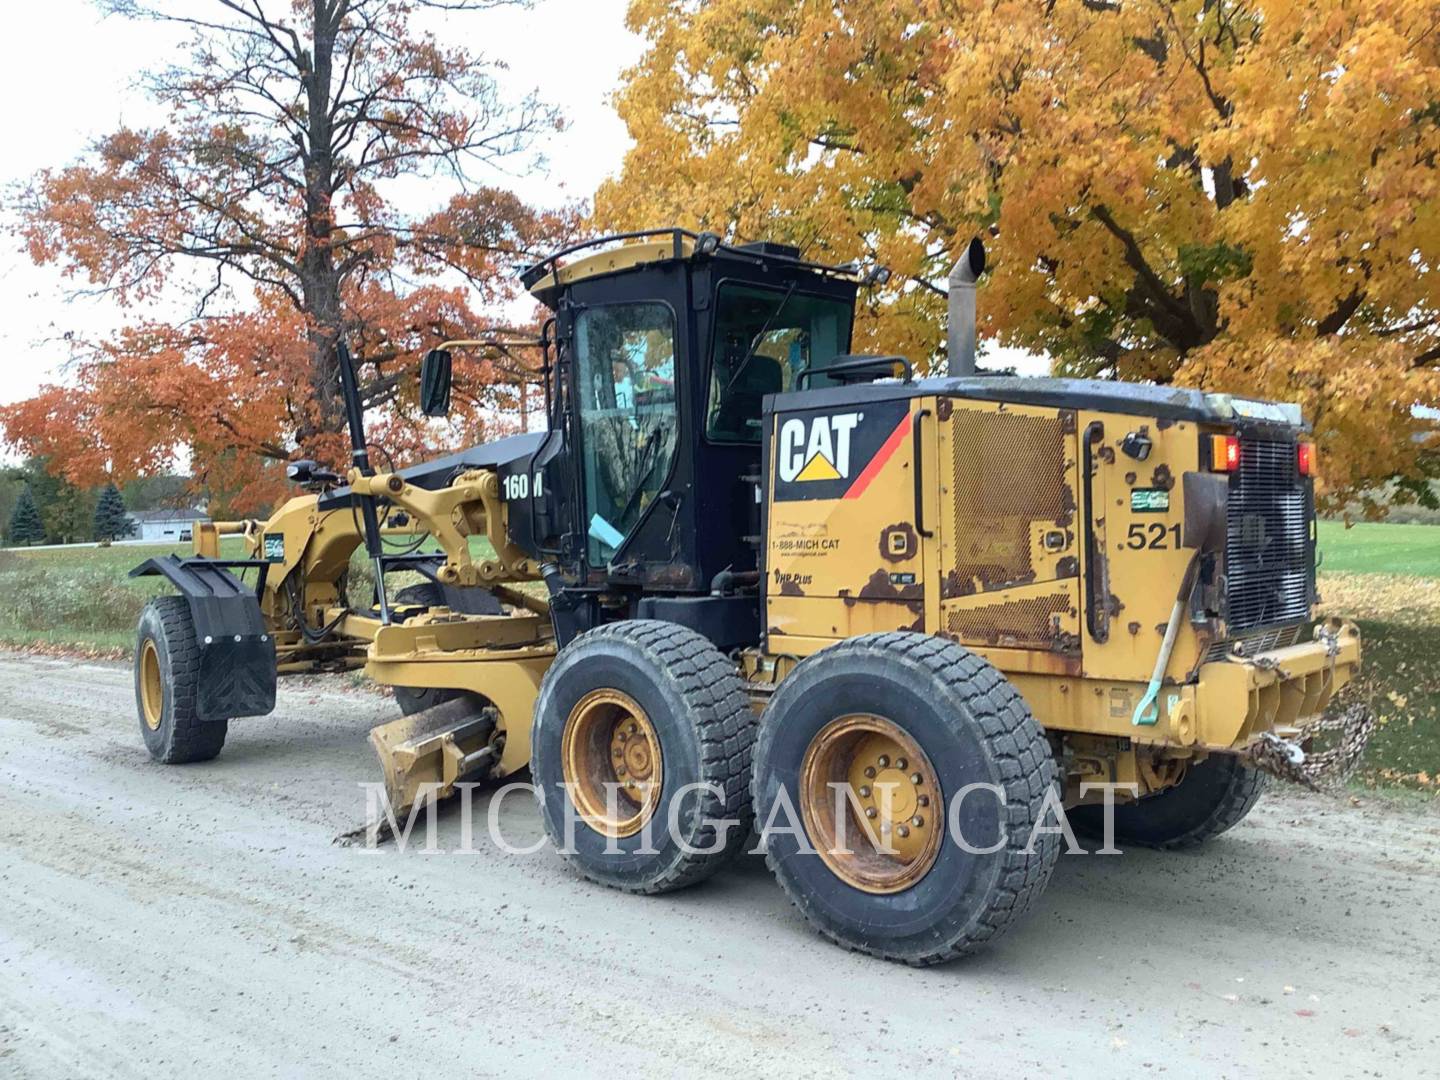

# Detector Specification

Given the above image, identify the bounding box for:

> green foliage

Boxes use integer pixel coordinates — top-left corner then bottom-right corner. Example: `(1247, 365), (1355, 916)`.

(19, 457), (94, 544)
(6, 486), (46, 546)
(0, 469), (24, 535)
(93, 483), (136, 544)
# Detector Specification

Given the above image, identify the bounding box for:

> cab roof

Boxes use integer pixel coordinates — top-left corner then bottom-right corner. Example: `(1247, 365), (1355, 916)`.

(520, 228), (864, 308)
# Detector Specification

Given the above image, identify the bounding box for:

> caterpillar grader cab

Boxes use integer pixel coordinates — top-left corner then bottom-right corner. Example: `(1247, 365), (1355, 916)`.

(131, 228), (1368, 964)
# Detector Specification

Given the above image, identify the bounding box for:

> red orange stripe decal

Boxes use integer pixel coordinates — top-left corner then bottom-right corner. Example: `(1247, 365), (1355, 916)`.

(843, 413), (911, 500)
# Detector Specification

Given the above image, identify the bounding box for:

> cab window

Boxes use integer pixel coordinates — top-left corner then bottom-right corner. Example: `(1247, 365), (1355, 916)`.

(706, 284), (853, 442)
(574, 303), (678, 565)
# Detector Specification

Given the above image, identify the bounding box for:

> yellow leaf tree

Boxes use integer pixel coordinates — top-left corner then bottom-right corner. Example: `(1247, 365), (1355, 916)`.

(596, 0), (1440, 506)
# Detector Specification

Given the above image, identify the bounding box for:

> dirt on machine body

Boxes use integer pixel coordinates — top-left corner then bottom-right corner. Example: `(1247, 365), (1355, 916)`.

(130, 229), (1366, 964)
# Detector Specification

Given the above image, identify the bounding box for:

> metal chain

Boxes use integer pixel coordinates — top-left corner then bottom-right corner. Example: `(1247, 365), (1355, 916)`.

(1243, 699), (1376, 791)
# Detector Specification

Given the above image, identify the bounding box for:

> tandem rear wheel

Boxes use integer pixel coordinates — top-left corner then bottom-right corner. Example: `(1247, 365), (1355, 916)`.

(1067, 753), (1267, 849)
(135, 596), (228, 764)
(752, 632), (1061, 965)
(530, 620), (757, 894)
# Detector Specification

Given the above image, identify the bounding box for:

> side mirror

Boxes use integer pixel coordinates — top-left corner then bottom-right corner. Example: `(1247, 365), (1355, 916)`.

(420, 348), (453, 417)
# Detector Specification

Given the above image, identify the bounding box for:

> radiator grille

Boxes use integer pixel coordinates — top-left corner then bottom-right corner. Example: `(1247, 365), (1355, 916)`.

(1224, 437), (1313, 632)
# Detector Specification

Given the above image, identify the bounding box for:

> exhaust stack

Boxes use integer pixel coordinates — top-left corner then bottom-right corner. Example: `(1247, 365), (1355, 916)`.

(947, 237), (987, 376)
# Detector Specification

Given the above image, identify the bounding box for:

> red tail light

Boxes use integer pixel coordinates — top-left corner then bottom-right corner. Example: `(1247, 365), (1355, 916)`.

(1297, 442), (1315, 477)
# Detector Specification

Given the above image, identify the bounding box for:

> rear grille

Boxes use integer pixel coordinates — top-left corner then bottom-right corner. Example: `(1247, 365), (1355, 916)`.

(1203, 624), (1302, 663)
(1223, 437), (1313, 632)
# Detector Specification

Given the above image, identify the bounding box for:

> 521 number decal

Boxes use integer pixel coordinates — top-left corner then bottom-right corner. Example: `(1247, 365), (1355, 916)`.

(1126, 522), (1181, 550)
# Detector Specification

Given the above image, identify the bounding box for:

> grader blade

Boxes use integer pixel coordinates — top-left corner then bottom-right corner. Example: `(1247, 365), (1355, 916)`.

(368, 695), (500, 819)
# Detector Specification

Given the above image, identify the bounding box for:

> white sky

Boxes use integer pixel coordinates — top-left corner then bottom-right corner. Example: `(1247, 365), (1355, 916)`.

(0, 0), (643, 413)
(0, 0), (1042, 464)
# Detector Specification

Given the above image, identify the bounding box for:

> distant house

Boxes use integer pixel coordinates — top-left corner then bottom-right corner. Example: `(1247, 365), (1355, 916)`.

(126, 508), (210, 543)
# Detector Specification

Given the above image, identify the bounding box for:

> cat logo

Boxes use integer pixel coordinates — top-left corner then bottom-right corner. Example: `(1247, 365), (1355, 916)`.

(771, 401), (912, 503)
(778, 412), (861, 483)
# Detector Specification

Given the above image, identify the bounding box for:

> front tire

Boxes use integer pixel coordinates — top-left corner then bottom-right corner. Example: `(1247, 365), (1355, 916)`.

(531, 621), (756, 894)
(135, 596), (228, 764)
(752, 632), (1059, 965)
(1067, 754), (1266, 850)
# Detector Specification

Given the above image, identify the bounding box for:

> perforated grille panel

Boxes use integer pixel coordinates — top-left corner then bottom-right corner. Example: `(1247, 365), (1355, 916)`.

(945, 593), (1072, 649)
(946, 409), (1071, 594)
(1225, 437), (1313, 632)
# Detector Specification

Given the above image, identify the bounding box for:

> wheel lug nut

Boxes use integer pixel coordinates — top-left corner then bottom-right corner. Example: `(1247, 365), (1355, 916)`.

(864, 766), (876, 779)
(865, 807), (877, 819)
(897, 825), (910, 838)
(911, 773), (923, 785)
(859, 785), (871, 797)
(918, 795), (930, 807)
(877, 755), (889, 768)
(912, 816), (923, 827)
(896, 758), (907, 770)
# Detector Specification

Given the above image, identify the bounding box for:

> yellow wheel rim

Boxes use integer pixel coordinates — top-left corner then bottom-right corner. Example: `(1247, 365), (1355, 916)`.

(800, 714), (944, 894)
(140, 639), (164, 732)
(561, 689), (663, 838)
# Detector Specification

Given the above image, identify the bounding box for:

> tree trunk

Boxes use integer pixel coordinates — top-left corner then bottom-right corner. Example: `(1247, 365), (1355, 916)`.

(298, 0), (344, 450)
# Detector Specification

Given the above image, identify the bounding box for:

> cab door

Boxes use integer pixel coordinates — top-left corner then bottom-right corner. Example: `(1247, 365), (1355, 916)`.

(571, 301), (681, 571)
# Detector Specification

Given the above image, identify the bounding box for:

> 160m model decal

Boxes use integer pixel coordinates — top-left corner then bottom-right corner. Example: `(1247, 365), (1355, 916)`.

(772, 401), (911, 502)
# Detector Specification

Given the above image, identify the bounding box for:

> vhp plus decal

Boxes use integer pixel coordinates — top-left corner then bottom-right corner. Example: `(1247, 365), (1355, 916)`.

(772, 400), (911, 502)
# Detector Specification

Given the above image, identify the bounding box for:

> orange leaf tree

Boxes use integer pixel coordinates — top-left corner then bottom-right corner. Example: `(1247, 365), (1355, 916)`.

(3, 0), (576, 514)
(596, 0), (1440, 506)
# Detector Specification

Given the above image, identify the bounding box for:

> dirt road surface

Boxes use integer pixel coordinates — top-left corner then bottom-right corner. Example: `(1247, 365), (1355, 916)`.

(1, 654), (1436, 1078)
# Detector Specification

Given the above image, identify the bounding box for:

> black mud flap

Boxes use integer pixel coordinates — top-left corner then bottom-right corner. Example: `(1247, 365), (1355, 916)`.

(131, 554), (277, 722)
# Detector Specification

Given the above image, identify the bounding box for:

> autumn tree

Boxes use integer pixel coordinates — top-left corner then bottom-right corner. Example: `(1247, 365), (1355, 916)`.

(3, 0), (577, 513)
(597, 0), (1440, 505)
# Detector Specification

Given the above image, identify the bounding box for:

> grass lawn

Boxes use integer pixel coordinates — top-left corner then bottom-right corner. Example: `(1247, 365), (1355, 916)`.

(1318, 520), (1440, 576)
(0, 539), (251, 652)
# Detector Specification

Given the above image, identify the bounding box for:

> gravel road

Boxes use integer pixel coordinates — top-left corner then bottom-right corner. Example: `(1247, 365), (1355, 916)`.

(1, 653), (1436, 1078)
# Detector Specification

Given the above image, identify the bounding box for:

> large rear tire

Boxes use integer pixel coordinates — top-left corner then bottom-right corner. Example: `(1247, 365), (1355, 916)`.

(1067, 754), (1266, 850)
(752, 632), (1060, 965)
(531, 621), (756, 894)
(135, 596), (228, 764)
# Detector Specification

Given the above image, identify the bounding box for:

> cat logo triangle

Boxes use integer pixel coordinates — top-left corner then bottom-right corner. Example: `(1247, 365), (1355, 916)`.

(795, 452), (842, 482)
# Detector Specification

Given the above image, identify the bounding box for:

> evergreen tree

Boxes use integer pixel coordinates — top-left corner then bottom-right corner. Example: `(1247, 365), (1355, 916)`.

(93, 482), (136, 545)
(7, 486), (46, 546)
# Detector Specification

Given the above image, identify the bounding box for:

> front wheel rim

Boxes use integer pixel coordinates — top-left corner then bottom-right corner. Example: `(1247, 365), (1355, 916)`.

(140, 639), (164, 731)
(799, 714), (944, 894)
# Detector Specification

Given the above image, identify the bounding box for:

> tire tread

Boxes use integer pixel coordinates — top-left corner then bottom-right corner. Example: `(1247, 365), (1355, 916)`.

(755, 631), (1060, 965)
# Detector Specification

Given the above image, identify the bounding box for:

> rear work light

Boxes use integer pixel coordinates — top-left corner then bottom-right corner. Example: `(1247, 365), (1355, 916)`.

(1297, 441), (1315, 477)
(1205, 433), (1241, 472)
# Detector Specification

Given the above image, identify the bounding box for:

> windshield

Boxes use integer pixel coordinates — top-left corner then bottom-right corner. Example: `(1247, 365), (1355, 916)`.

(706, 283), (853, 442)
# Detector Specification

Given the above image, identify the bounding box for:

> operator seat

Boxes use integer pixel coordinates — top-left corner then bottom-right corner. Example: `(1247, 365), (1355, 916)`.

(712, 355), (783, 440)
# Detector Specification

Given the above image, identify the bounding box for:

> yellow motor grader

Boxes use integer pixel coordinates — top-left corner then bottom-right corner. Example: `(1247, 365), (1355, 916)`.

(132, 229), (1365, 964)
